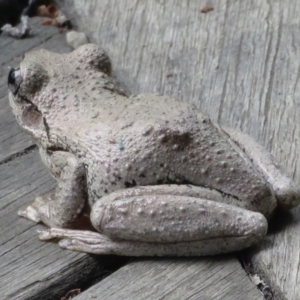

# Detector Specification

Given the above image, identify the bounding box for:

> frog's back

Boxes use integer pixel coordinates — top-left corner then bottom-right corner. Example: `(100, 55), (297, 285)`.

(62, 93), (275, 217)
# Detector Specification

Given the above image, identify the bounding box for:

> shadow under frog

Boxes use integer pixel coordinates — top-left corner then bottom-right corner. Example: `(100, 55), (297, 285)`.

(7, 44), (300, 256)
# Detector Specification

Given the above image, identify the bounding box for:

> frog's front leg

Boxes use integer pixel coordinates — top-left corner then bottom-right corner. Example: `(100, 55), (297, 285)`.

(40, 185), (267, 256)
(222, 127), (300, 209)
(18, 150), (87, 228)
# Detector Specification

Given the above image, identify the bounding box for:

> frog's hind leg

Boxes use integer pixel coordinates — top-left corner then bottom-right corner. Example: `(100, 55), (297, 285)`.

(39, 185), (268, 256)
(222, 126), (300, 209)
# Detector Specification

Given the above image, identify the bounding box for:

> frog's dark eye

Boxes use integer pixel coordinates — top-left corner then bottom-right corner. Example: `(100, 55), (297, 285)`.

(8, 68), (23, 95)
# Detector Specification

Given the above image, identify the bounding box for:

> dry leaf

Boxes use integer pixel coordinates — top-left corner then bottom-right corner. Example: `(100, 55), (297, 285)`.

(200, 6), (214, 13)
(37, 4), (58, 18)
(41, 19), (56, 26)
(61, 288), (81, 300)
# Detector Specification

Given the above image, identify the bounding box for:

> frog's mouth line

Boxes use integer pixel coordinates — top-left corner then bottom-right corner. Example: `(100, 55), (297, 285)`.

(18, 94), (34, 105)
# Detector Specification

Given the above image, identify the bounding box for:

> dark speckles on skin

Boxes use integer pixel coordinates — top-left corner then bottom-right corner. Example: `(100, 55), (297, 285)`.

(113, 173), (123, 181)
(160, 130), (192, 150)
(119, 139), (125, 151)
(125, 180), (137, 188)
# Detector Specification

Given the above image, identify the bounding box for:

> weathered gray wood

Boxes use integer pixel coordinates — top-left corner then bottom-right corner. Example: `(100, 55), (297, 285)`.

(62, 0), (300, 299)
(2, 1), (300, 299)
(63, 0), (300, 177)
(248, 209), (300, 300)
(0, 18), (57, 66)
(0, 150), (127, 300)
(75, 257), (264, 300)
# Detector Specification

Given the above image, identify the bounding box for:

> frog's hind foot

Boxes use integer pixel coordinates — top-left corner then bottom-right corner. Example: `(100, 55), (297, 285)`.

(39, 228), (119, 255)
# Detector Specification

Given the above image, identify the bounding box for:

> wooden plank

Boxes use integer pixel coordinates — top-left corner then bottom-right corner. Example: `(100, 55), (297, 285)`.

(75, 258), (264, 300)
(61, 0), (300, 298)
(0, 20), (72, 163)
(247, 209), (300, 300)
(0, 150), (127, 300)
(0, 18), (57, 66)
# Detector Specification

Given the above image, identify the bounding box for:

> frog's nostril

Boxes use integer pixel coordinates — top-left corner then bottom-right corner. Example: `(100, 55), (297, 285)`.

(8, 68), (23, 95)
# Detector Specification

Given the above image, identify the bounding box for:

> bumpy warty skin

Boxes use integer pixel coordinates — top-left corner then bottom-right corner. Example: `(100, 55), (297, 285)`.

(8, 44), (280, 218)
(9, 44), (300, 256)
(8, 43), (300, 255)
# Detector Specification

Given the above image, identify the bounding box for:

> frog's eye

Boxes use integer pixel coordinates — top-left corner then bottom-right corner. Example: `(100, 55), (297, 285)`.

(8, 68), (23, 95)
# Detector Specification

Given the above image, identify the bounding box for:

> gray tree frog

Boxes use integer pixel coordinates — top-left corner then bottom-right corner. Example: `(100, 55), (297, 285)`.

(8, 44), (300, 256)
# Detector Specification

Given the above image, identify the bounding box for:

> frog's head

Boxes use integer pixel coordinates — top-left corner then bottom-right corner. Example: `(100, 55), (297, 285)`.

(8, 43), (112, 147)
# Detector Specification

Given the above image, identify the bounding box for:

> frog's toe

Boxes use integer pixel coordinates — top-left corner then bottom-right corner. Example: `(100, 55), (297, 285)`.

(38, 228), (116, 254)
(38, 229), (54, 240)
(38, 227), (106, 242)
(18, 205), (41, 223)
(58, 238), (109, 254)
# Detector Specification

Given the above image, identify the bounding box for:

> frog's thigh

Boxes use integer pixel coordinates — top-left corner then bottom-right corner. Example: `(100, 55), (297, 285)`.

(90, 186), (267, 253)
(222, 127), (300, 209)
(19, 151), (87, 227)
(40, 186), (267, 256)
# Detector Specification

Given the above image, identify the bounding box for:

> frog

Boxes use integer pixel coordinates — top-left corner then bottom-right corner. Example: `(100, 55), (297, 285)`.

(8, 43), (300, 256)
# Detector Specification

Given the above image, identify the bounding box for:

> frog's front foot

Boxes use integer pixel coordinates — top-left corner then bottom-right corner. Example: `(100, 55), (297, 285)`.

(19, 152), (87, 228)
(18, 194), (54, 223)
(18, 193), (55, 223)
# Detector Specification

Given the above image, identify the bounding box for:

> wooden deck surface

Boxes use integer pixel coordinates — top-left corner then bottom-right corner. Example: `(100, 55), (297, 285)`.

(1, 0), (300, 299)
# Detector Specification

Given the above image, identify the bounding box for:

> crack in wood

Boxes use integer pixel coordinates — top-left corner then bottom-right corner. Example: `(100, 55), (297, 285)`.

(0, 144), (37, 165)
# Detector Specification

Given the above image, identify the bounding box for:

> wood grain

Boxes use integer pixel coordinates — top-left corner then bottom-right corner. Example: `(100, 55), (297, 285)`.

(75, 257), (264, 300)
(62, 0), (300, 299)
(2, 1), (300, 299)
(0, 150), (127, 300)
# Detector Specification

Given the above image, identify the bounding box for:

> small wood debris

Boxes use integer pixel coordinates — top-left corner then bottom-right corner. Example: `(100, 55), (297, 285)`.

(248, 274), (273, 300)
(200, 6), (214, 13)
(66, 31), (89, 49)
(61, 288), (81, 300)
(37, 4), (57, 18)
(37, 4), (72, 30)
